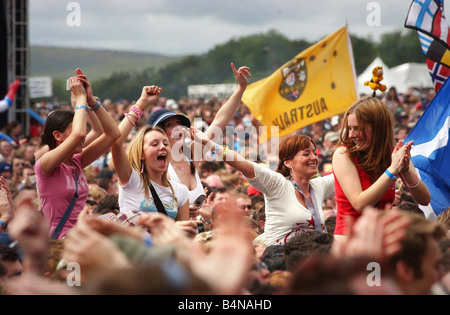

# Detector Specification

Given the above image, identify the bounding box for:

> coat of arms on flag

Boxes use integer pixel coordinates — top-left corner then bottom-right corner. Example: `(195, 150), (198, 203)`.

(279, 57), (307, 101)
(242, 26), (357, 141)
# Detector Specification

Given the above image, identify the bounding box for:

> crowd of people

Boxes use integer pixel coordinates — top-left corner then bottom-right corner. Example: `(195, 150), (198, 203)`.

(0, 68), (449, 296)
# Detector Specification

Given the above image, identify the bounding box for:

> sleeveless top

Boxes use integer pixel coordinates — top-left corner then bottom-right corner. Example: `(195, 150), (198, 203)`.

(333, 154), (395, 236)
(168, 162), (205, 205)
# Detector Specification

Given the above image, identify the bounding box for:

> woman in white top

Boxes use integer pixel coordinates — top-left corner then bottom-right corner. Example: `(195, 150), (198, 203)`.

(111, 86), (194, 235)
(190, 128), (335, 246)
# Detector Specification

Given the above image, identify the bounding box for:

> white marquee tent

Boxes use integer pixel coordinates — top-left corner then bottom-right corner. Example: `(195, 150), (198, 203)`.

(357, 57), (433, 95)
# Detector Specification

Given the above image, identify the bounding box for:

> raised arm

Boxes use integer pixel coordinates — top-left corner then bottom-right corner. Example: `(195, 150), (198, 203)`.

(84, 99), (103, 147)
(191, 127), (255, 179)
(110, 85), (161, 186)
(76, 69), (121, 168)
(0, 79), (20, 113)
(204, 63), (251, 139)
(35, 92), (104, 162)
(39, 76), (88, 174)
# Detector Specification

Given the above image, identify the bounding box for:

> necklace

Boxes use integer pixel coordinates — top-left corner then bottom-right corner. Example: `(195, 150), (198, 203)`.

(290, 177), (324, 232)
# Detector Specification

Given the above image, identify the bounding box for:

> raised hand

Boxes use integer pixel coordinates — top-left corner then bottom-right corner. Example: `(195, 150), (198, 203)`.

(392, 140), (413, 173)
(63, 218), (131, 281)
(189, 126), (212, 146)
(76, 68), (96, 106)
(68, 76), (86, 105)
(390, 142), (410, 175)
(188, 203), (254, 294)
(8, 200), (49, 256)
(231, 63), (251, 89)
(137, 212), (188, 246)
(138, 85), (162, 109)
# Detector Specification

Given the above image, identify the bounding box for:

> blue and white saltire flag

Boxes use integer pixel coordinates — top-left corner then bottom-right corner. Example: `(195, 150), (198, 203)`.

(405, 77), (450, 217)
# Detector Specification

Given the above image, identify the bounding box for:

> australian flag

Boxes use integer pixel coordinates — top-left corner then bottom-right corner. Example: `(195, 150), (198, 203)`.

(404, 76), (450, 217)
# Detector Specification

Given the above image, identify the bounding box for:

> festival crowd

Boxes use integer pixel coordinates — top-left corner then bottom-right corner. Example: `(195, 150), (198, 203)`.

(0, 68), (449, 296)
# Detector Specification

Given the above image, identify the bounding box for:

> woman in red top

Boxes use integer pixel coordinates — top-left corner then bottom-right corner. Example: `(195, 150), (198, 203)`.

(332, 97), (430, 237)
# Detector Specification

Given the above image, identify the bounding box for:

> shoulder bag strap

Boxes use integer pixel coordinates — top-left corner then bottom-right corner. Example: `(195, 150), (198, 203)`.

(51, 169), (79, 239)
(149, 183), (168, 216)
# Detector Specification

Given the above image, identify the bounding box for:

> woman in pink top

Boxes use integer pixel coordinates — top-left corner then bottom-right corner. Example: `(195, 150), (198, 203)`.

(35, 69), (120, 239)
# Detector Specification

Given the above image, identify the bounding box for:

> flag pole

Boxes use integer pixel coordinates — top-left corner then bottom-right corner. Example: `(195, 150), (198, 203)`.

(345, 21), (358, 98)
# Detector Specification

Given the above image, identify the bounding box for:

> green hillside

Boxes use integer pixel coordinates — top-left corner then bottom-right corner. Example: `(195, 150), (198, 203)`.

(30, 46), (183, 81)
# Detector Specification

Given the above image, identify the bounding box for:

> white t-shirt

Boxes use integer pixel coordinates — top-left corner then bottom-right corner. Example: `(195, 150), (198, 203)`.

(244, 163), (334, 246)
(119, 168), (189, 220)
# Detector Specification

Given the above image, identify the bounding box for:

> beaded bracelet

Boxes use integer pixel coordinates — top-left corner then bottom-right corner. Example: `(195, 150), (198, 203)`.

(124, 113), (136, 126)
(134, 103), (144, 112)
(129, 105), (143, 119)
(126, 110), (140, 120)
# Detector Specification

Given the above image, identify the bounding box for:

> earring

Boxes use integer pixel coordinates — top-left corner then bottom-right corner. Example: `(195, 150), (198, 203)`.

(141, 162), (144, 174)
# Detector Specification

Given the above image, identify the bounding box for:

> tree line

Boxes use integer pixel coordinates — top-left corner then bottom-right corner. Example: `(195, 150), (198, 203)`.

(51, 29), (424, 102)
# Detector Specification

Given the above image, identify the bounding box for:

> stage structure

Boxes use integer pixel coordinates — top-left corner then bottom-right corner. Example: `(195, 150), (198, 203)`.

(2, 0), (30, 133)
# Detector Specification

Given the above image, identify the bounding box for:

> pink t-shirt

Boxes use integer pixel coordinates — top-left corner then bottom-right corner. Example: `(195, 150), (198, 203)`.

(35, 153), (88, 239)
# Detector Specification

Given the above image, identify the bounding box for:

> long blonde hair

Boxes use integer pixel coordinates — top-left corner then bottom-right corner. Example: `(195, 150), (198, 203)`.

(126, 125), (173, 201)
(336, 97), (394, 176)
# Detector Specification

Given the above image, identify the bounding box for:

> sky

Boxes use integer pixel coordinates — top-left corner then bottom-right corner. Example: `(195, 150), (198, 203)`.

(29, 0), (428, 56)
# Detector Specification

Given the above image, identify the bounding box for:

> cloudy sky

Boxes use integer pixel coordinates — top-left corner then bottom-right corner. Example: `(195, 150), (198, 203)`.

(29, 0), (426, 56)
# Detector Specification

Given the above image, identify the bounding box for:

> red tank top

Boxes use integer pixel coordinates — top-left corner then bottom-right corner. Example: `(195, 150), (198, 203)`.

(333, 156), (395, 236)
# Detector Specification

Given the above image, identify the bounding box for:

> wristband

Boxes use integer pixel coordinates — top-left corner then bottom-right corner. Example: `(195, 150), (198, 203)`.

(210, 143), (220, 159)
(221, 145), (230, 159)
(75, 105), (87, 111)
(129, 105), (143, 118)
(0, 220), (5, 229)
(89, 99), (102, 111)
(404, 175), (420, 189)
(384, 169), (396, 180)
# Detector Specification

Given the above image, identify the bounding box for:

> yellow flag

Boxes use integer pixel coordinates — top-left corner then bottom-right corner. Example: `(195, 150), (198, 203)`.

(242, 26), (357, 141)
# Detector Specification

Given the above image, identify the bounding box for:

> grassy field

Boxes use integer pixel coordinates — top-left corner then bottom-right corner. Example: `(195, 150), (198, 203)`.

(30, 46), (183, 81)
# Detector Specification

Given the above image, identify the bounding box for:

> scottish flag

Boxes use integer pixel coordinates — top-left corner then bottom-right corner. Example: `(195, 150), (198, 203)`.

(405, 77), (450, 217)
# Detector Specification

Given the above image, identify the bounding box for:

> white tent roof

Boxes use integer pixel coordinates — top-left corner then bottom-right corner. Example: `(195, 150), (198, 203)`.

(389, 62), (433, 93)
(357, 57), (433, 95)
